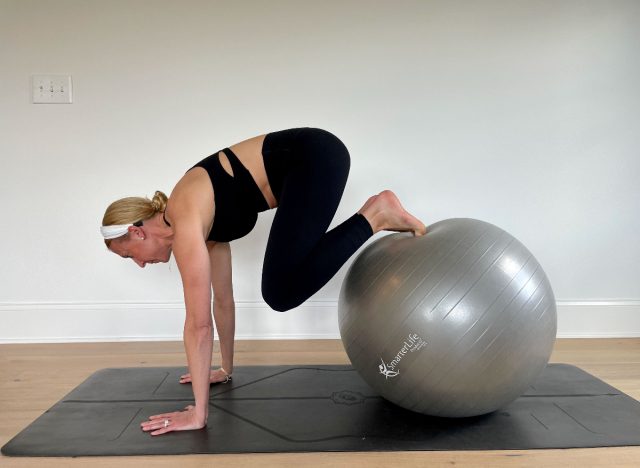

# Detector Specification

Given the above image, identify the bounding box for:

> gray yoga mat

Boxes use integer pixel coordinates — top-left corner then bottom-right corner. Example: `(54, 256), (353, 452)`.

(2, 364), (640, 456)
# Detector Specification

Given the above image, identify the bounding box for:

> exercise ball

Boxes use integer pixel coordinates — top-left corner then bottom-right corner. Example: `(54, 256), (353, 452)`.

(338, 218), (557, 417)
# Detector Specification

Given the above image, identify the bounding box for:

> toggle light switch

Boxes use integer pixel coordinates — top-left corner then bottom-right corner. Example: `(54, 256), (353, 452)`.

(32, 75), (73, 104)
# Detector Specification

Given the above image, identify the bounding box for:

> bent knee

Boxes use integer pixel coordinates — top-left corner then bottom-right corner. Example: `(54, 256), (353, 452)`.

(262, 284), (299, 312)
(262, 292), (295, 313)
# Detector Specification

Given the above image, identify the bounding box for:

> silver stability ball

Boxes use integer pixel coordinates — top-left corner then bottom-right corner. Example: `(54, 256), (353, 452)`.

(338, 218), (557, 418)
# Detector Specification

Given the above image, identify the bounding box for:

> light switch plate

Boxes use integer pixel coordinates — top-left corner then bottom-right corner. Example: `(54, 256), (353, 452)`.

(32, 75), (73, 104)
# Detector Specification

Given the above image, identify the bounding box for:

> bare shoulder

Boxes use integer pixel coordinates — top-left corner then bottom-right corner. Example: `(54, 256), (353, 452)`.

(167, 168), (215, 240)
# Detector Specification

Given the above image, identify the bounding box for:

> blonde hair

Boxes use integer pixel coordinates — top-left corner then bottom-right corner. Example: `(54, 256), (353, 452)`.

(102, 191), (168, 246)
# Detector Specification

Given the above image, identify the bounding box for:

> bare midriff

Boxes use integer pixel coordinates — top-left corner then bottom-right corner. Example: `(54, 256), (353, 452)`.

(219, 134), (278, 210)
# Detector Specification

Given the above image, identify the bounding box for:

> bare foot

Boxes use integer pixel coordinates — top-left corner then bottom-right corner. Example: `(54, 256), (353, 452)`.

(179, 368), (232, 385)
(358, 190), (427, 236)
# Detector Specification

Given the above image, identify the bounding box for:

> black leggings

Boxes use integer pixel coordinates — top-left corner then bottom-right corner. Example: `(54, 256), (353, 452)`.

(261, 128), (374, 312)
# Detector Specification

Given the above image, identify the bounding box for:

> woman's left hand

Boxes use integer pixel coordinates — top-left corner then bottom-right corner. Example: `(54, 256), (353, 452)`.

(140, 405), (206, 436)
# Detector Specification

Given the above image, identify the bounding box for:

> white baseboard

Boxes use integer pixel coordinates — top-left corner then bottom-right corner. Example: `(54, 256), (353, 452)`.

(0, 301), (339, 344)
(0, 300), (638, 343)
(555, 300), (640, 338)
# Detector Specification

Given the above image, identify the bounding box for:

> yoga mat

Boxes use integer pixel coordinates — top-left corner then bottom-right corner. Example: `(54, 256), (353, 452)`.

(3, 364), (640, 456)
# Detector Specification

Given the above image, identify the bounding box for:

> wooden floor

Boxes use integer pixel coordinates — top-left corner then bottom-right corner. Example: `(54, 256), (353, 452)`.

(1, 338), (639, 467)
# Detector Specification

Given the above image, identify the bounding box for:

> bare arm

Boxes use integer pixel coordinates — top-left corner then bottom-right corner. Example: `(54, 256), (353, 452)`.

(208, 242), (235, 375)
(173, 225), (213, 424)
(140, 166), (218, 435)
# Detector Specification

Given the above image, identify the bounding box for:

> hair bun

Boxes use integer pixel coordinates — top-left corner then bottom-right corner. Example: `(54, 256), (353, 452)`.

(150, 191), (168, 213)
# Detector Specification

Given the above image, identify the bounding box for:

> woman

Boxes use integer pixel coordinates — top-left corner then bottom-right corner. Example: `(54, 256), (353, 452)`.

(101, 127), (426, 436)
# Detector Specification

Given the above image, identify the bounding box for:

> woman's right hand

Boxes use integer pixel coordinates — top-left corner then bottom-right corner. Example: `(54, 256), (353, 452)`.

(180, 368), (231, 384)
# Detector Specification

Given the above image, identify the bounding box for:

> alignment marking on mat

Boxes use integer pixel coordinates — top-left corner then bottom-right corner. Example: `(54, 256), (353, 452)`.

(63, 395), (383, 404)
(152, 372), (171, 395)
(210, 402), (415, 444)
(212, 396), (383, 401)
(521, 393), (620, 398)
(553, 402), (600, 434)
(109, 407), (144, 441)
(210, 402), (358, 443)
(530, 412), (549, 430)
(62, 367), (368, 404)
(60, 393), (619, 405)
(213, 367), (358, 396)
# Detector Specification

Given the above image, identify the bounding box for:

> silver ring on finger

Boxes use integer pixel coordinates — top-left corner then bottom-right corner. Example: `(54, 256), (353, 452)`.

(164, 419), (170, 428)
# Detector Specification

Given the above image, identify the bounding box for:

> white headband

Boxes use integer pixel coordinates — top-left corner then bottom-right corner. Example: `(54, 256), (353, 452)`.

(100, 224), (133, 240)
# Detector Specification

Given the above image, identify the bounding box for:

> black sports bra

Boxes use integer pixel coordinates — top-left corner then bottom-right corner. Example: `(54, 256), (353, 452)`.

(190, 148), (270, 242)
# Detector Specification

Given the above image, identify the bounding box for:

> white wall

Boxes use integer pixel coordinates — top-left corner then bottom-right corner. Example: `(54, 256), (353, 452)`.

(1, 0), (639, 342)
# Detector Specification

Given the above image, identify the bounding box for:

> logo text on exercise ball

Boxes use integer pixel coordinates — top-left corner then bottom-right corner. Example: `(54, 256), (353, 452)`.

(378, 332), (427, 379)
